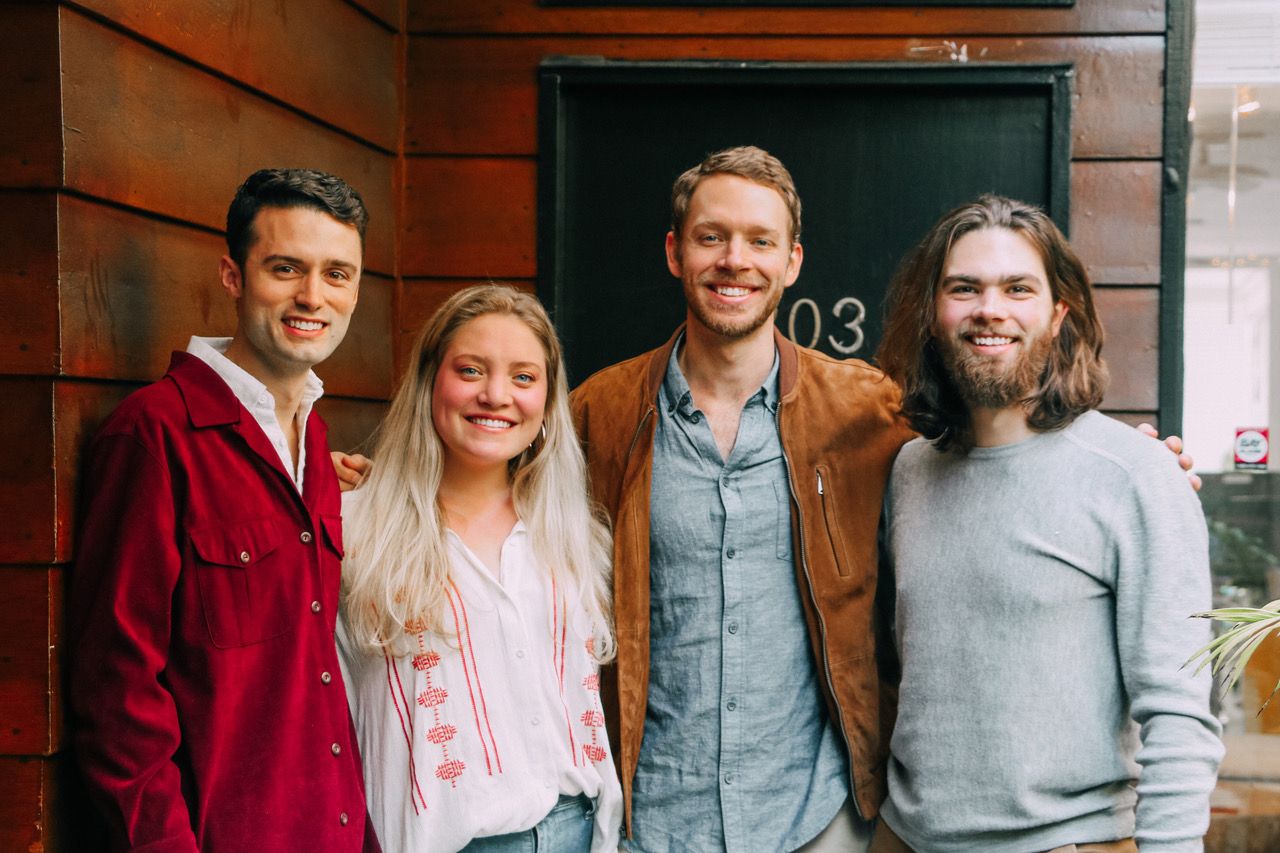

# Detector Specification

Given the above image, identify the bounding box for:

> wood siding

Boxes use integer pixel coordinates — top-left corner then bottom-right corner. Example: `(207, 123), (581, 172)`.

(1, 0), (1181, 847)
(0, 2), (402, 848)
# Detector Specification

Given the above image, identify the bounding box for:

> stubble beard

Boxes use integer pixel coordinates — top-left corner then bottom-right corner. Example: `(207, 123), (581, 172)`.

(684, 274), (785, 341)
(937, 327), (1055, 409)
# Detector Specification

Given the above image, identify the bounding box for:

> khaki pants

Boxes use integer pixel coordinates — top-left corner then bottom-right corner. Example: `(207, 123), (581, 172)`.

(869, 820), (1138, 853)
(795, 800), (873, 853)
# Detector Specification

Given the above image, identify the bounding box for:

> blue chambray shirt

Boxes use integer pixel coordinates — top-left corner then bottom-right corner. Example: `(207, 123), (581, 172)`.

(626, 340), (849, 853)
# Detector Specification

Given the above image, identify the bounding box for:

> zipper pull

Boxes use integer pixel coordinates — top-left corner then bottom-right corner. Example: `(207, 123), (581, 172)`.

(816, 470), (824, 495)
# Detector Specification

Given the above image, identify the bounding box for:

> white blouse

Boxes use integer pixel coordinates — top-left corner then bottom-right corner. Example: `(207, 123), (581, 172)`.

(337, 516), (622, 853)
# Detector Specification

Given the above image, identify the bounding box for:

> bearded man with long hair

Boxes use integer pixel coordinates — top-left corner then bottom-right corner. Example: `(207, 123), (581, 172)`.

(872, 195), (1222, 853)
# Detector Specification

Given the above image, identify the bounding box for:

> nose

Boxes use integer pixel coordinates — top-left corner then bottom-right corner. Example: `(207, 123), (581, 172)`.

(294, 270), (325, 311)
(715, 235), (749, 271)
(971, 288), (1008, 323)
(477, 375), (511, 407)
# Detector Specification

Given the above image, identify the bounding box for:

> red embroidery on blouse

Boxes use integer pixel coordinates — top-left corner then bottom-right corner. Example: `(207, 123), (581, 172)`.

(384, 650), (429, 813)
(580, 637), (608, 766)
(426, 723), (458, 745)
(412, 650), (441, 671)
(447, 581), (503, 775)
(435, 758), (467, 782)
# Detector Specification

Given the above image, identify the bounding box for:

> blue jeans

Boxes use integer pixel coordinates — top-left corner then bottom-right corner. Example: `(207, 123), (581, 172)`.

(461, 794), (594, 853)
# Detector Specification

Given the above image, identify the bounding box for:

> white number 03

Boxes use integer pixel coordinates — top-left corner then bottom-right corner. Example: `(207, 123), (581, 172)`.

(786, 296), (866, 355)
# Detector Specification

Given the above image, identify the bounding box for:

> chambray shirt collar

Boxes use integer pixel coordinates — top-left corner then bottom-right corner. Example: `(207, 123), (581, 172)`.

(660, 334), (781, 422)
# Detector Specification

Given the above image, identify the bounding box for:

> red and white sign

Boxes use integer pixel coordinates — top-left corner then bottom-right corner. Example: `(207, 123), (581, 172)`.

(1234, 427), (1270, 471)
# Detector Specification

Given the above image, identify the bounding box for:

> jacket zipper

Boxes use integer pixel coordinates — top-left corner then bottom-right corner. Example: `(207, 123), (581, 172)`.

(777, 405), (864, 819)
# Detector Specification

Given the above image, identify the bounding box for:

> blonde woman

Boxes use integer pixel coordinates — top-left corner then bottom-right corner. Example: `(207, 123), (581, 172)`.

(337, 285), (620, 852)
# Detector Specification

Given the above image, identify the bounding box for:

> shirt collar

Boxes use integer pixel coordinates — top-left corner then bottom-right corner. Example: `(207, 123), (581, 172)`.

(660, 333), (781, 420)
(185, 336), (324, 414)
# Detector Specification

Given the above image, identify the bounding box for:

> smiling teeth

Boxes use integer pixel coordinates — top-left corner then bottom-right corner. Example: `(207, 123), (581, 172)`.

(714, 285), (751, 297)
(468, 417), (512, 429)
(286, 319), (324, 331)
(972, 336), (1013, 346)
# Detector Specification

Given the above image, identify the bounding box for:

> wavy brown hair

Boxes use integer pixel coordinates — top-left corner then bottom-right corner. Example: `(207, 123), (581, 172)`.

(878, 194), (1108, 452)
(670, 145), (802, 247)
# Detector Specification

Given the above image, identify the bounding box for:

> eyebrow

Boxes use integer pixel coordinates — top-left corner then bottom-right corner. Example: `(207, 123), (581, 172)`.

(451, 354), (544, 372)
(262, 254), (360, 273)
(690, 218), (782, 237)
(941, 272), (1043, 286)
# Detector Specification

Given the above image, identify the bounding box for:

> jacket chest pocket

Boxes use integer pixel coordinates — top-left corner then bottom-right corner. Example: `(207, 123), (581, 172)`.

(191, 517), (297, 648)
(815, 464), (852, 578)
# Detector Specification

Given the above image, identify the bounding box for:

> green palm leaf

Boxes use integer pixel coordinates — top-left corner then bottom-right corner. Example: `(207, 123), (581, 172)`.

(1186, 599), (1280, 715)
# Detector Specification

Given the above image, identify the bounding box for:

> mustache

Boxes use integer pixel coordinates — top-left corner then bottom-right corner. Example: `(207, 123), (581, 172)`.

(697, 273), (764, 287)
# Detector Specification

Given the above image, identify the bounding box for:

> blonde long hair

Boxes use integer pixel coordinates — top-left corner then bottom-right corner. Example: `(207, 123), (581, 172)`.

(341, 285), (615, 661)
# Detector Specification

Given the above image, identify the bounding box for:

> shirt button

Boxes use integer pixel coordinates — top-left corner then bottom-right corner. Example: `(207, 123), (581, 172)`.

(321, 671), (332, 684)
(726, 548), (736, 559)
(300, 531), (313, 543)
(311, 601), (322, 613)
(691, 413), (701, 424)
(331, 743), (342, 755)
(727, 622), (738, 634)
(727, 700), (737, 711)
(515, 649), (525, 659)
(339, 812), (349, 826)
(724, 773), (734, 785)
(531, 716), (541, 727)
(239, 551), (251, 563)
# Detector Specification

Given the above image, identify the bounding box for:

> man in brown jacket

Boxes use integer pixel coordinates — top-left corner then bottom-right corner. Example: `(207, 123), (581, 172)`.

(570, 146), (914, 852)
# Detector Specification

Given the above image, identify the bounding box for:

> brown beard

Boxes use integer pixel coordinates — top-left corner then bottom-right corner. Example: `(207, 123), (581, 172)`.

(937, 328), (1054, 409)
(683, 274), (785, 341)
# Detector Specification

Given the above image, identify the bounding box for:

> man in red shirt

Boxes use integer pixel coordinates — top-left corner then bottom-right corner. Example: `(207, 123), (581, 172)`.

(69, 169), (379, 852)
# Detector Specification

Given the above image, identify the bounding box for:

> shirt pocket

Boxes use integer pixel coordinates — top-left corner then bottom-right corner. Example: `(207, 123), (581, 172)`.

(320, 513), (343, 558)
(191, 516), (294, 648)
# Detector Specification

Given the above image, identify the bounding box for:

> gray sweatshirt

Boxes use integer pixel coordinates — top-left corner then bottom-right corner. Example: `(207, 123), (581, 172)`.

(882, 411), (1223, 853)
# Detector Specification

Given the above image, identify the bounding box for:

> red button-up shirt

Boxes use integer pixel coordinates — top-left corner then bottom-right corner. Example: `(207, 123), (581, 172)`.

(69, 352), (377, 852)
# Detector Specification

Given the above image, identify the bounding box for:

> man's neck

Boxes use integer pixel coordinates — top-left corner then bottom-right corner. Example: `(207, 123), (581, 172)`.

(678, 315), (777, 409)
(968, 404), (1036, 448)
(222, 337), (309, 429)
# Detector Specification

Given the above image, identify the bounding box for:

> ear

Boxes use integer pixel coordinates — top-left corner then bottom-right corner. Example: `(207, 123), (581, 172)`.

(1051, 299), (1068, 336)
(219, 255), (244, 299)
(783, 241), (804, 289)
(665, 231), (682, 279)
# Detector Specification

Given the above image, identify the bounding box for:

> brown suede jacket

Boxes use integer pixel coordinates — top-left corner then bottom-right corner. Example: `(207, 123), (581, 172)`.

(570, 327), (916, 834)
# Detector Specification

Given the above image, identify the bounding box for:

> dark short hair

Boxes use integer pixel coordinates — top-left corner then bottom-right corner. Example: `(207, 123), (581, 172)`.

(878, 194), (1109, 452)
(670, 145), (802, 245)
(225, 168), (369, 268)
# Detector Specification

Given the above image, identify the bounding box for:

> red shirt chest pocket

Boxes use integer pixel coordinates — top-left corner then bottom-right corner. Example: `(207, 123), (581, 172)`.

(190, 517), (298, 648)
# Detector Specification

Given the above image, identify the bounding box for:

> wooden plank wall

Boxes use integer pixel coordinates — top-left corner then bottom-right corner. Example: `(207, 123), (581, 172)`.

(405, 0), (1171, 425)
(0, 0), (1179, 848)
(0, 2), (403, 849)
